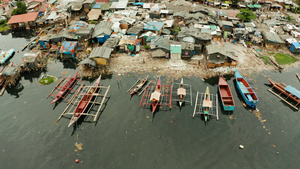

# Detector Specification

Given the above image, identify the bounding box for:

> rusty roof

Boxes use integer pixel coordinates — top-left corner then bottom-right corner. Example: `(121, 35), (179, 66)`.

(7, 12), (39, 24)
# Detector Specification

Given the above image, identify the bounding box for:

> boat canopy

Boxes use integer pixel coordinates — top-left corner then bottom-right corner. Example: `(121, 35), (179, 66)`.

(285, 86), (300, 98)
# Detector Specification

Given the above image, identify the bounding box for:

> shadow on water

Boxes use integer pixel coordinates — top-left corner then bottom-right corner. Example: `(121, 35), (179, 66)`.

(6, 82), (24, 98)
(22, 70), (43, 83)
(61, 60), (78, 69)
(11, 30), (35, 40)
(204, 74), (234, 86)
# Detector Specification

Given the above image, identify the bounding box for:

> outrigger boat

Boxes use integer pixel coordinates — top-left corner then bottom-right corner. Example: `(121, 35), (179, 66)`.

(68, 75), (101, 127)
(150, 77), (161, 113)
(267, 78), (300, 110)
(218, 75), (235, 111)
(51, 72), (79, 104)
(235, 69), (259, 108)
(130, 75), (149, 96)
(0, 49), (15, 64)
(203, 86), (212, 122)
(177, 78), (186, 107)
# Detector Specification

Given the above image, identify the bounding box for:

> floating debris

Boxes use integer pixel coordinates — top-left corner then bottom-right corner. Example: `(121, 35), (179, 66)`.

(75, 143), (83, 151)
(239, 145), (245, 149)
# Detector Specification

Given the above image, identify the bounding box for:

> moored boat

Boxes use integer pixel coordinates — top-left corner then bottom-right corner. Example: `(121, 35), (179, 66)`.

(267, 78), (300, 110)
(0, 49), (15, 64)
(68, 75), (101, 127)
(177, 78), (186, 107)
(203, 86), (212, 122)
(51, 71), (79, 104)
(218, 75), (235, 111)
(150, 77), (161, 113)
(130, 75), (149, 95)
(235, 69), (259, 108)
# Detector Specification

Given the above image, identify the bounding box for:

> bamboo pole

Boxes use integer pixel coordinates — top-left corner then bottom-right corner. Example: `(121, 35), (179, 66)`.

(268, 89), (298, 110)
(297, 73), (300, 82)
(46, 78), (64, 98)
(192, 92), (199, 118)
(94, 85), (110, 121)
(68, 81), (85, 105)
(127, 78), (141, 92)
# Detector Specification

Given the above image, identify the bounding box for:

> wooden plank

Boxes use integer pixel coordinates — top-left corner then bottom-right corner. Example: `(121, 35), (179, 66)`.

(268, 89), (299, 110)
(297, 73), (300, 82)
(0, 83), (7, 96)
(192, 92), (199, 118)
(94, 85), (110, 121)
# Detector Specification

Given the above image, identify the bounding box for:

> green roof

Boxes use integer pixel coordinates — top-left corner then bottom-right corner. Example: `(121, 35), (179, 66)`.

(247, 4), (254, 8)
(171, 45), (181, 54)
(253, 4), (261, 8)
(209, 25), (216, 31)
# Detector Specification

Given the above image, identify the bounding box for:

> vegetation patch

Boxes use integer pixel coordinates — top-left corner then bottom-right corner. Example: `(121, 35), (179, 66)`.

(39, 76), (55, 85)
(274, 53), (297, 65)
(260, 55), (272, 65)
(0, 20), (9, 32)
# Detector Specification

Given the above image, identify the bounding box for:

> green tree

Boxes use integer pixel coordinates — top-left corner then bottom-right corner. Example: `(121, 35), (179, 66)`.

(237, 8), (256, 22)
(11, 1), (27, 16)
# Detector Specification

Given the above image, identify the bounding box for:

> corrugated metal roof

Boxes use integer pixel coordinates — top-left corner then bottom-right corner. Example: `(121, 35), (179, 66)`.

(80, 58), (96, 66)
(206, 43), (236, 60)
(7, 12), (39, 24)
(116, 0), (128, 9)
(92, 21), (113, 37)
(89, 47), (112, 59)
(291, 42), (300, 48)
(88, 9), (102, 20)
(264, 32), (285, 43)
(127, 25), (143, 35)
(100, 3), (111, 10)
(144, 21), (164, 31)
(103, 37), (120, 48)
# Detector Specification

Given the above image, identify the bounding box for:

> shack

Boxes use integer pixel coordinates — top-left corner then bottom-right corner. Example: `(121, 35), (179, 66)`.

(83, 0), (96, 12)
(89, 47), (112, 66)
(170, 44), (181, 60)
(92, 21), (113, 43)
(143, 21), (164, 35)
(205, 43), (238, 68)
(19, 51), (45, 73)
(102, 37), (120, 54)
(7, 12), (39, 29)
(290, 42), (300, 54)
(59, 41), (78, 60)
(263, 32), (285, 49)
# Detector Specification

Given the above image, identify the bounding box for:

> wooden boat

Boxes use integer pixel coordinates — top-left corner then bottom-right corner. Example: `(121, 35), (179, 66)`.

(203, 86), (212, 122)
(235, 69), (259, 108)
(267, 78), (300, 110)
(130, 75), (149, 95)
(177, 78), (186, 107)
(51, 72), (78, 104)
(218, 75), (235, 111)
(0, 49), (14, 64)
(68, 75), (101, 127)
(150, 77), (161, 113)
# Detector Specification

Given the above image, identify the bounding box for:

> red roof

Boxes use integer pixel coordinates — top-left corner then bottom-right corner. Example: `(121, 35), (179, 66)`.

(29, 0), (45, 3)
(7, 12), (39, 24)
(96, 0), (109, 3)
(2, 0), (11, 3)
(39, 3), (49, 12)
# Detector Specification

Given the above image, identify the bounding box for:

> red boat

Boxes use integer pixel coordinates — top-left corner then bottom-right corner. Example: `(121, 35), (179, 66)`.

(51, 72), (79, 104)
(150, 77), (161, 113)
(218, 75), (235, 111)
(68, 75), (101, 127)
(267, 78), (300, 110)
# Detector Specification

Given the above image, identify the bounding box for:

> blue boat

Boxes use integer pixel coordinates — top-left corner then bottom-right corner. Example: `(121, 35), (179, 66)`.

(0, 48), (14, 64)
(235, 69), (259, 108)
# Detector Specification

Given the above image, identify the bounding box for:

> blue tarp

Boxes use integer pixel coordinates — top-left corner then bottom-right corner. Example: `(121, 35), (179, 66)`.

(133, 2), (144, 6)
(290, 42), (300, 53)
(59, 41), (78, 60)
(285, 85), (300, 98)
(92, 3), (101, 9)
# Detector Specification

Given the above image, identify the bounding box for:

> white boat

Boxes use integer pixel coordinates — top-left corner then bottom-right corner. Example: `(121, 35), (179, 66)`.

(0, 49), (15, 64)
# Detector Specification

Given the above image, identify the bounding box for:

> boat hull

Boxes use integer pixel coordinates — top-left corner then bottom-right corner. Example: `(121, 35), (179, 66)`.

(235, 70), (259, 108)
(0, 49), (15, 64)
(218, 75), (235, 111)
